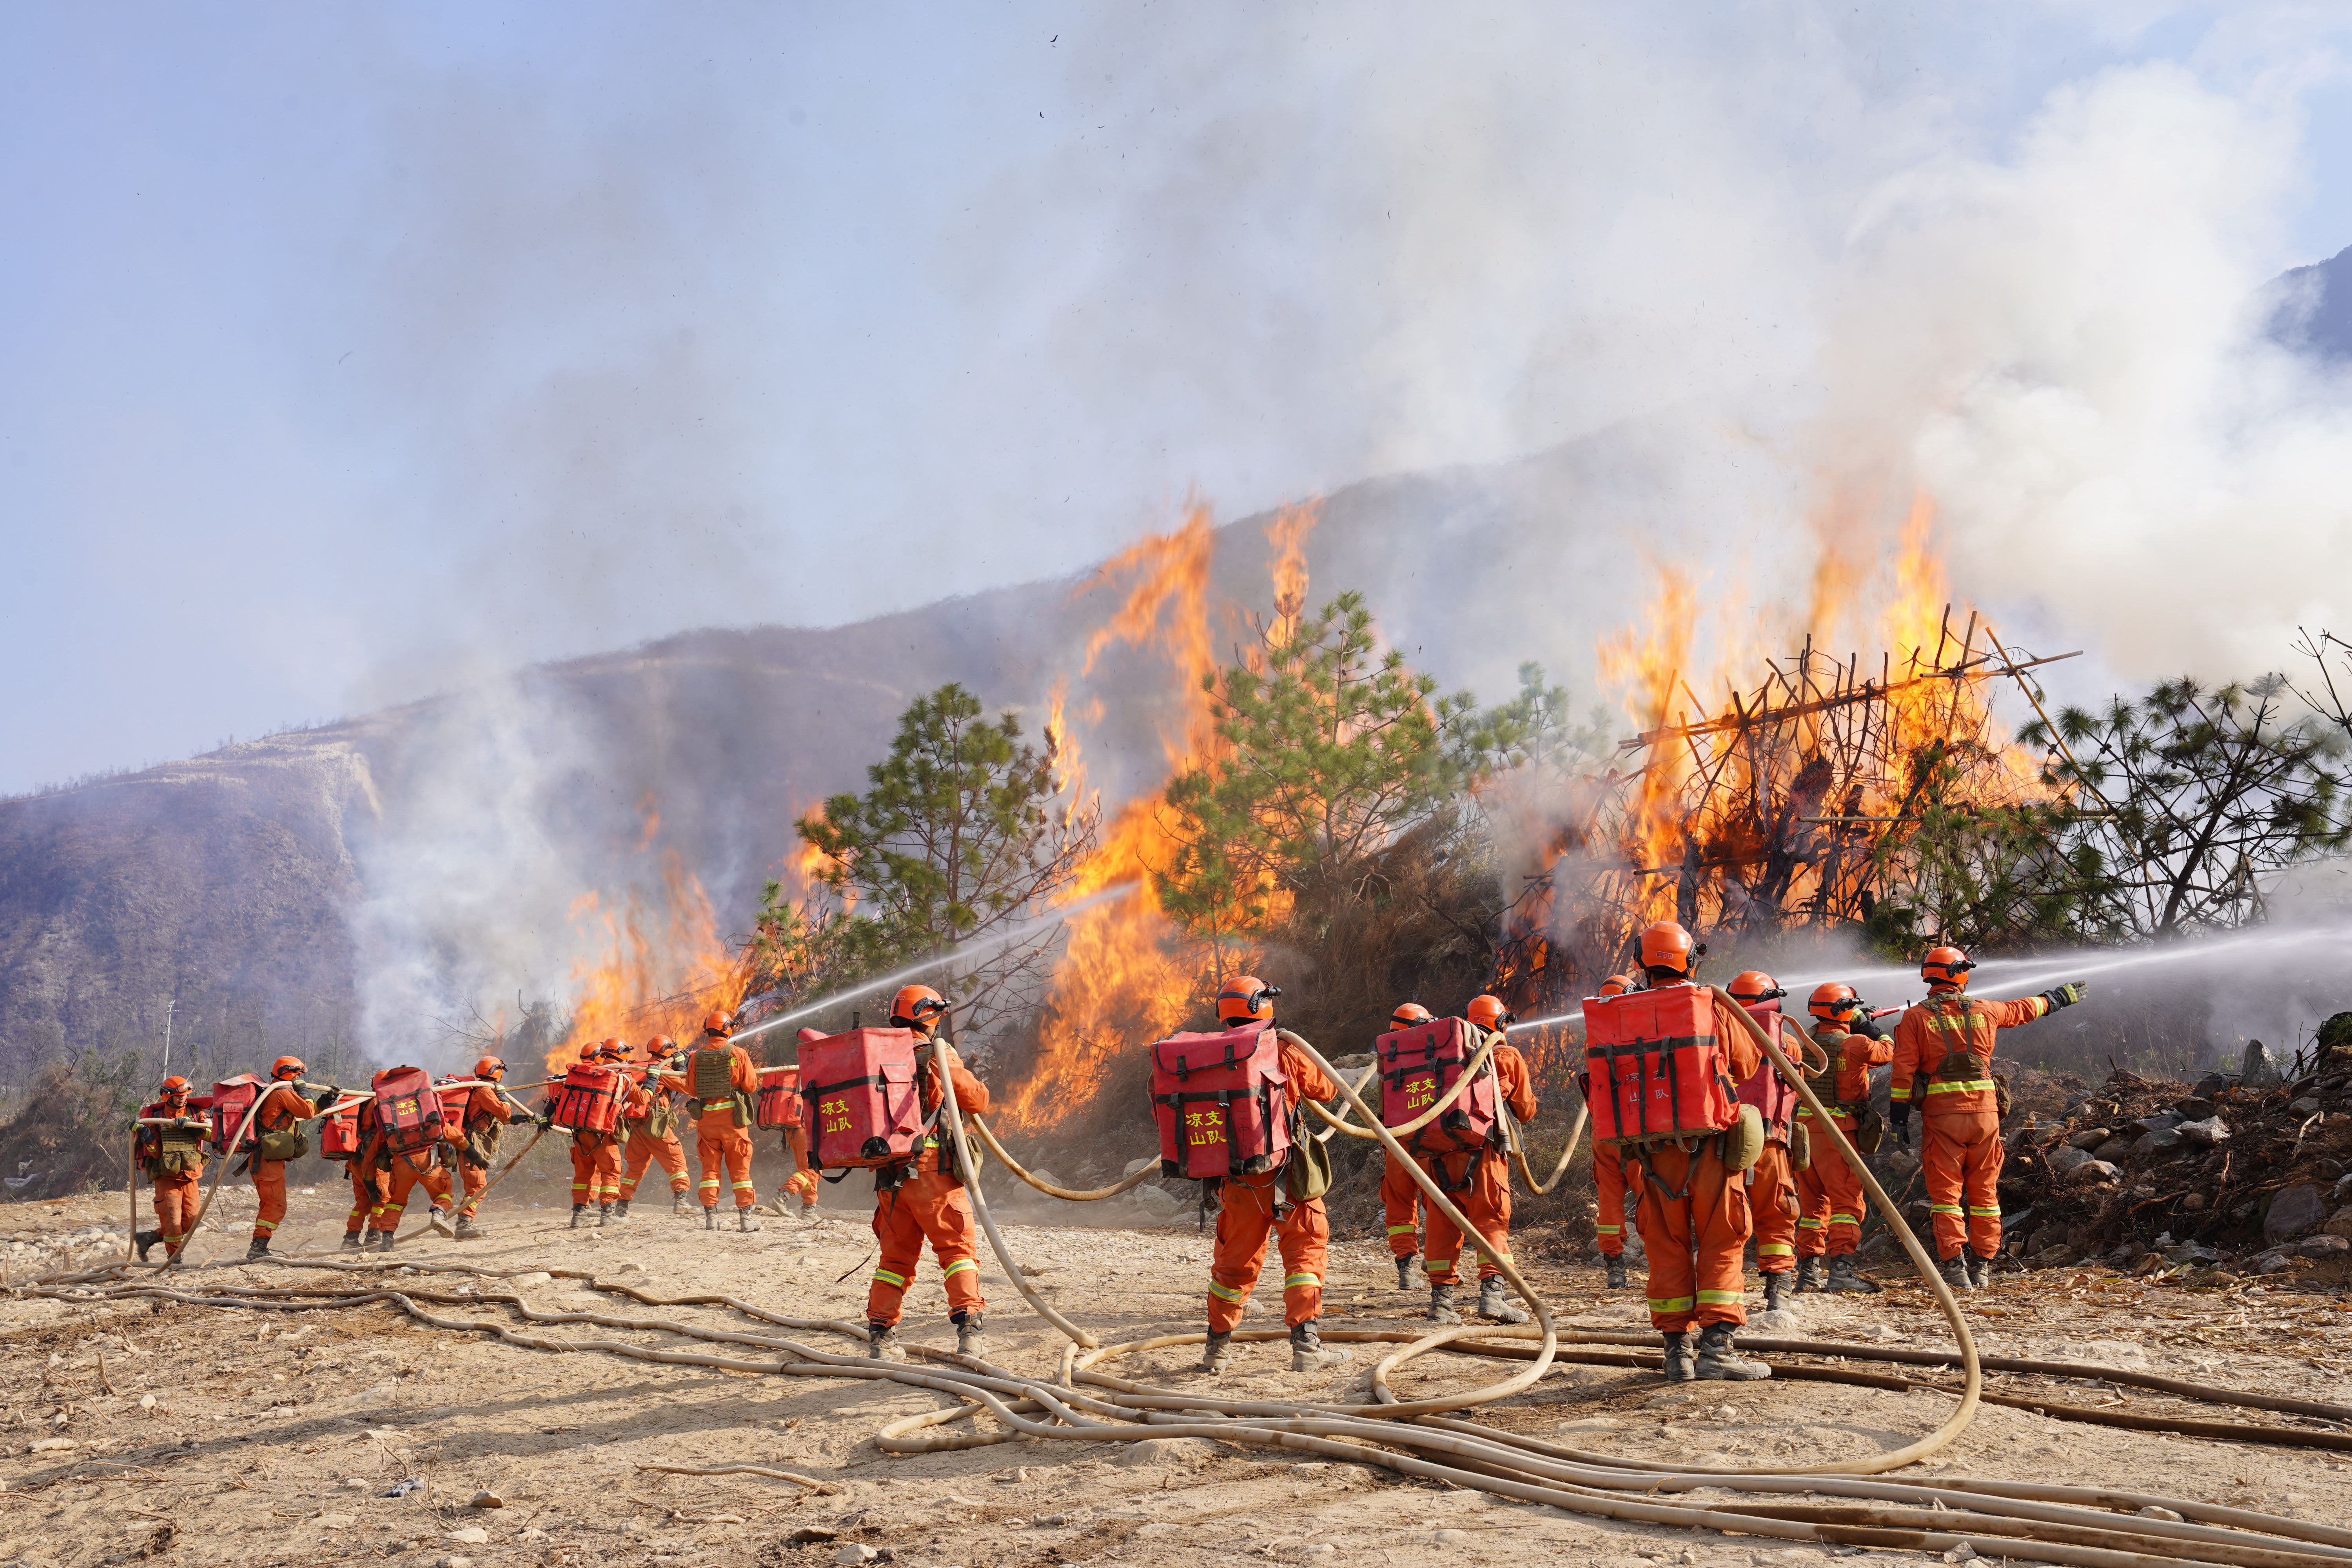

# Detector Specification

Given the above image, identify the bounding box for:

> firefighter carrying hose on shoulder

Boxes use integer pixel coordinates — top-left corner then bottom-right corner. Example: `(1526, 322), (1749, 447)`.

(1198, 977), (1352, 1376)
(658, 1011), (763, 1230)
(133, 1075), (209, 1265)
(1795, 982), (1894, 1293)
(864, 985), (991, 1361)
(615, 1035), (693, 1219)
(1590, 974), (1635, 1290)
(1892, 946), (2086, 1290)
(1417, 993), (1538, 1327)
(1726, 974), (1811, 1314)
(563, 1041), (630, 1227)
(1378, 1002), (1434, 1290)
(451, 1055), (535, 1238)
(245, 1057), (319, 1260)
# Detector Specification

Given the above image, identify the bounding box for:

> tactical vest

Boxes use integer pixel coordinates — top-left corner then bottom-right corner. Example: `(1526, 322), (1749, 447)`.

(691, 1047), (735, 1102)
(148, 1113), (205, 1176)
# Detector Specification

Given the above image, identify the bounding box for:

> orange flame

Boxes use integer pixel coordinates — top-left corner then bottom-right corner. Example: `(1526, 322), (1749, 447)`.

(549, 849), (751, 1074)
(1265, 499), (1317, 625)
(1079, 502), (1218, 766)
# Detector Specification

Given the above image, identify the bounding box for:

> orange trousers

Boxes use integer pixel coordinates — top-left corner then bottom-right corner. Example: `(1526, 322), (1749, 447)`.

(1380, 1149), (1423, 1258)
(1924, 1110), (2005, 1260)
(344, 1161), (388, 1235)
(1794, 1114), (1864, 1258)
(1207, 1174), (1328, 1333)
(1594, 1145), (1628, 1257)
(866, 1169), (984, 1327)
(151, 1171), (201, 1254)
(1749, 1142), (1798, 1275)
(570, 1134), (624, 1207)
(250, 1157), (292, 1240)
(1421, 1150), (1512, 1285)
(1630, 1142), (1752, 1334)
(777, 1125), (819, 1206)
(452, 1154), (490, 1217)
(377, 1152), (452, 1233)
(693, 1107), (756, 1210)
(619, 1127), (688, 1200)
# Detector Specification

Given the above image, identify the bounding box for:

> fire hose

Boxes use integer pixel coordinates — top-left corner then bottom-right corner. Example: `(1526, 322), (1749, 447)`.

(45, 1007), (2352, 1566)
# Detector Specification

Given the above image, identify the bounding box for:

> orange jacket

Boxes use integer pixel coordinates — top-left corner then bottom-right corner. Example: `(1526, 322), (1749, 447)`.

(1489, 1040), (1539, 1122)
(254, 1082), (317, 1135)
(911, 1041), (989, 1175)
(1891, 989), (2049, 1115)
(1802, 1024), (1895, 1122)
(1274, 1037), (1337, 1109)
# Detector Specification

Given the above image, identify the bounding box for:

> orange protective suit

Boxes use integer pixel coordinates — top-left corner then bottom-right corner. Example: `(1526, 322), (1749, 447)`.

(249, 1082), (317, 1241)
(450, 1082), (510, 1219)
(344, 1159), (388, 1238)
(569, 1131), (625, 1208)
(1745, 1013), (1808, 1277)
(1593, 1143), (1629, 1257)
(136, 1097), (207, 1257)
(1206, 1038), (1338, 1334)
(616, 1074), (690, 1202)
(1795, 1021), (1893, 1258)
(1625, 984), (1762, 1333)
(1893, 991), (2049, 1261)
(1419, 1042), (1538, 1285)
(659, 1043), (761, 1212)
(865, 1045), (991, 1328)
(1379, 1149), (1423, 1259)
(152, 1172), (201, 1253)
(374, 1149), (449, 1235)
(760, 1066), (819, 1209)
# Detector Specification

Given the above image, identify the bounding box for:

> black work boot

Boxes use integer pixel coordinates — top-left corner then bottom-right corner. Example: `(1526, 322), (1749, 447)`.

(954, 1311), (986, 1360)
(1966, 1253), (1993, 1290)
(1289, 1319), (1351, 1372)
(703, 1207), (718, 1231)
(1394, 1254), (1417, 1291)
(1940, 1254), (1975, 1292)
(1604, 1255), (1629, 1290)
(737, 1210), (761, 1232)
(610, 1198), (631, 1220)
(673, 1191), (691, 1216)
(337, 1231), (363, 1252)
(1427, 1283), (1463, 1324)
(1200, 1331), (1233, 1374)
(568, 1204), (588, 1229)
(867, 1321), (906, 1362)
(1475, 1277), (1529, 1325)
(1661, 1330), (1697, 1383)
(1694, 1323), (1772, 1381)
(1793, 1255), (1826, 1292)
(454, 1214), (481, 1239)
(597, 1203), (614, 1228)
(134, 1229), (162, 1263)
(373, 1227), (396, 1253)
(359, 1227), (385, 1250)
(245, 1237), (270, 1261)
(1824, 1256), (1882, 1294)
(1761, 1270), (1791, 1313)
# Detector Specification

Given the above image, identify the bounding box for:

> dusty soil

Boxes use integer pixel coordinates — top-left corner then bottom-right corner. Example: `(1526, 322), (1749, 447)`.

(5, 1176), (2352, 1568)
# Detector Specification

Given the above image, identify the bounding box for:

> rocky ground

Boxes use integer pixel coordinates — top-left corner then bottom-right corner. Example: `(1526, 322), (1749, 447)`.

(4, 1172), (2352, 1568)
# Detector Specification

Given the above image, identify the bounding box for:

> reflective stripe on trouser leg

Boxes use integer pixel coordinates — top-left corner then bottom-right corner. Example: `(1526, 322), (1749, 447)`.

(1379, 1151), (1424, 1258)
(1631, 1142), (1751, 1333)
(1421, 1147), (1513, 1282)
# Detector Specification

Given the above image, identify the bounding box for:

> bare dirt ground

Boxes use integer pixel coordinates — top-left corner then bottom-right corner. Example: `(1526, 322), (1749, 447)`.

(5, 1177), (2352, 1568)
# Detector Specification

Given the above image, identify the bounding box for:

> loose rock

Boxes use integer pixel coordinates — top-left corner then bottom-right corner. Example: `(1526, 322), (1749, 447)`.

(2266, 1183), (2327, 1245)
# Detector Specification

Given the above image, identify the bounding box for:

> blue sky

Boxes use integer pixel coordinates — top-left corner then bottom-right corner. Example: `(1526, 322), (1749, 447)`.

(6, 3), (2352, 796)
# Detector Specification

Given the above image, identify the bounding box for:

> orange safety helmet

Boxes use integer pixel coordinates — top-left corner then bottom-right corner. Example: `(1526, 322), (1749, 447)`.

(1808, 982), (1860, 1022)
(160, 1074), (191, 1098)
(593, 1041), (627, 1063)
(1728, 971), (1787, 1011)
(271, 1055), (306, 1081)
(474, 1055), (506, 1080)
(1390, 1002), (1434, 1029)
(702, 1008), (735, 1037)
(1597, 973), (1634, 998)
(1920, 945), (1974, 988)
(640, 1034), (674, 1060)
(1466, 994), (1512, 1031)
(891, 984), (949, 1029)
(1216, 975), (1280, 1024)
(1639, 920), (1696, 976)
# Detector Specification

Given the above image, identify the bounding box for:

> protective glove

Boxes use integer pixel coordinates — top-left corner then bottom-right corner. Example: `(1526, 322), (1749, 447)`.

(510, 1109), (536, 1126)
(304, 1083), (340, 1112)
(1890, 1101), (1913, 1147)
(2040, 981), (2088, 1011)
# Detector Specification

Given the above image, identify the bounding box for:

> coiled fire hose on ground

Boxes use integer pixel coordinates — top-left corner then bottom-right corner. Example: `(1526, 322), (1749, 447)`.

(39, 1015), (2352, 1567)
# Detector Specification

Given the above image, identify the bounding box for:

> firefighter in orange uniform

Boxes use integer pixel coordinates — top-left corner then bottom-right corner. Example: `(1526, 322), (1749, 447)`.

(1727, 973), (1815, 1314)
(133, 1076), (209, 1265)
(245, 1057), (319, 1259)
(657, 1012), (762, 1231)
(614, 1036), (691, 1219)
(1590, 974), (1634, 1290)
(1626, 922), (1770, 1381)
(1377, 1002), (1435, 1289)
(1892, 946), (2085, 1290)
(1795, 982), (1894, 1293)
(330, 1095), (387, 1251)
(451, 1055), (534, 1238)
(1199, 977), (1352, 1376)
(367, 1067), (458, 1250)
(862, 986), (992, 1360)
(1416, 994), (1539, 1326)
(564, 1041), (630, 1228)
(765, 1031), (822, 1220)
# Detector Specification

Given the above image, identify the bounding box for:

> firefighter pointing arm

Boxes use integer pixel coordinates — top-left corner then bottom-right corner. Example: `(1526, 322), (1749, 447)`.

(862, 987), (993, 1363)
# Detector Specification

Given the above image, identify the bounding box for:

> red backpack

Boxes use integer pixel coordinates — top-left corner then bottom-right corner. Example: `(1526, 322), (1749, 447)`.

(370, 1066), (445, 1156)
(1734, 1009), (1800, 1143)
(1149, 1025), (1290, 1180)
(319, 1100), (364, 1160)
(207, 1076), (264, 1154)
(434, 1078), (473, 1136)
(800, 1029), (927, 1169)
(1376, 1017), (1499, 1158)
(549, 1063), (623, 1135)
(755, 1065), (803, 1130)
(1581, 985), (1739, 1146)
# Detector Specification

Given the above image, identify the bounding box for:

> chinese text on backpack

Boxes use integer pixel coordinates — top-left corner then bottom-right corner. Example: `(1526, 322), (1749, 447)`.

(549, 1063), (622, 1135)
(1150, 1025), (1290, 1180)
(207, 1075), (263, 1154)
(799, 1028), (925, 1169)
(370, 1066), (445, 1156)
(1580, 987), (1738, 1145)
(755, 1065), (803, 1130)
(1376, 1016), (1498, 1156)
